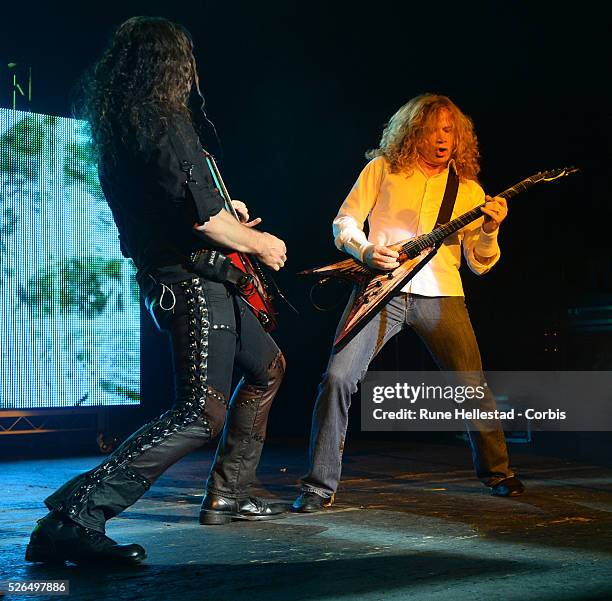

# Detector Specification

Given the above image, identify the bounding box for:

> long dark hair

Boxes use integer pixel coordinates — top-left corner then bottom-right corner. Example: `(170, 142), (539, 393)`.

(81, 16), (199, 162)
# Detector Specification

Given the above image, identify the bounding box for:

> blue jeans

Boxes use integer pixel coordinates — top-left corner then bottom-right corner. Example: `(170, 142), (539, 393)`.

(301, 293), (514, 497)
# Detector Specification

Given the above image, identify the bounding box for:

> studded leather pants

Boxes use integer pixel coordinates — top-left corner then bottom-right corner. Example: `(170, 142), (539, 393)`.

(45, 277), (284, 533)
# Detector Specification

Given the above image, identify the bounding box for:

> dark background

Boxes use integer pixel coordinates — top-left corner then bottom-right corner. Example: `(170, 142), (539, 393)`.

(1, 1), (610, 444)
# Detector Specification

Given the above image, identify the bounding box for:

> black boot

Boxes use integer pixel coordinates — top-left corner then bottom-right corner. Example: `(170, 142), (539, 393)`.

(25, 512), (145, 565)
(490, 476), (525, 497)
(203, 352), (286, 522)
(291, 491), (333, 513)
(199, 492), (287, 524)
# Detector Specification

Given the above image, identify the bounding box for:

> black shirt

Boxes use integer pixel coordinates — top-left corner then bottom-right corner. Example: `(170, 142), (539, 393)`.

(98, 112), (225, 285)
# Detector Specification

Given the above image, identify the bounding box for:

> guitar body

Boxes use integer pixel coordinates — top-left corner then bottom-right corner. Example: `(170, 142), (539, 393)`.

(201, 149), (279, 332)
(300, 167), (578, 349)
(300, 239), (436, 347)
(227, 251), (278, 332)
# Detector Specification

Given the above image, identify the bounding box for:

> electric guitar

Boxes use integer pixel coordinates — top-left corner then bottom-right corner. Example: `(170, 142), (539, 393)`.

(299, 167), (579, 348)
(203, 150), (278, 331)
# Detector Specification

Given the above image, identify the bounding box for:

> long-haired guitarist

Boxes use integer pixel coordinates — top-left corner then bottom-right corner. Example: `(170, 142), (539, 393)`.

(26, 17), (288, 566)
(292, 93), (524, 513)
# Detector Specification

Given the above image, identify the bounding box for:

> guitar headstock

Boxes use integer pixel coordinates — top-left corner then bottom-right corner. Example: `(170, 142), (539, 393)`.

(537, 166), (580, 183)
(499, 166), (581, 201)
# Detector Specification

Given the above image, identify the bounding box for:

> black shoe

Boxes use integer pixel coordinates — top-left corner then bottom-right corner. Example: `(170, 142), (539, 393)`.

(25, 512), (146, 566)
(490, 476), (525, 497)
(199, 493), (288, 525)
(291, 491), (333, 513)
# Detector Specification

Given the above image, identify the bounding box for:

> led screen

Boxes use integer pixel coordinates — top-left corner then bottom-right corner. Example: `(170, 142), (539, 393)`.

(0, 109), (139, 408)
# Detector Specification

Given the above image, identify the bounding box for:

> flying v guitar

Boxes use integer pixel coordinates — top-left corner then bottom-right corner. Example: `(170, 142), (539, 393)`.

(299, 167), (579, 348)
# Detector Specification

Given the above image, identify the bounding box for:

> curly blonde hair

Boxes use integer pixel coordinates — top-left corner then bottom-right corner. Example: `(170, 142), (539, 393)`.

(367, 94), (480, 180)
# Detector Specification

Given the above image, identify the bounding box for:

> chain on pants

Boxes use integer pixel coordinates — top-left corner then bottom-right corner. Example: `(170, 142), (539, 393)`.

(45, 277), (283, 532)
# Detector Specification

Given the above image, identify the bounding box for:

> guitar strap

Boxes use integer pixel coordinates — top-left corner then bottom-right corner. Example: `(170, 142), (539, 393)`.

(434, 163), (459, 229)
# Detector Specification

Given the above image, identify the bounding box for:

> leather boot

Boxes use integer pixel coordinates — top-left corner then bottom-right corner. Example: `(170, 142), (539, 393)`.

(291, 491), (334, 513)
(199, 492), (287, 524)
(203, 352), (286, 519)
(25, 512), (145, 565)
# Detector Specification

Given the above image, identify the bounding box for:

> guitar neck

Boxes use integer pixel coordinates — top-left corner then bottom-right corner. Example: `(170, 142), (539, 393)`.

(202, 150), (242, 221)
(401, 173), (546, 257)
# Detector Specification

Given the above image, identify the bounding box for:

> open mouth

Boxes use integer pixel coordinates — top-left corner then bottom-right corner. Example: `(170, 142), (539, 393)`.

(435, 147), (448, 157)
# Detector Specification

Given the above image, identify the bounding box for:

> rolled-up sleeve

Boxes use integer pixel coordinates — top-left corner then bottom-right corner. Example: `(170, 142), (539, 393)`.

(150, 113), (224, 228)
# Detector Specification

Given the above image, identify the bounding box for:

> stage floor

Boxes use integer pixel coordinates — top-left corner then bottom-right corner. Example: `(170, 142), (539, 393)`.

(2, 438), (612, 600)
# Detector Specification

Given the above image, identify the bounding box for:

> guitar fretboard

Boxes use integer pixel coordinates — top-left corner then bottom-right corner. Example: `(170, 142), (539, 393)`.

(401, 173), (549, 258)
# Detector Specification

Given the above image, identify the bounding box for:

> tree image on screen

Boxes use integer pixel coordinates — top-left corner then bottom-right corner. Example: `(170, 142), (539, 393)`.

(0, 109), (139, 408)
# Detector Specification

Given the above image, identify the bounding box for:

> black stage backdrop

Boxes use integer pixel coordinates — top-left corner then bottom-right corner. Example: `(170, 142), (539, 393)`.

(1, 1), (610, 439)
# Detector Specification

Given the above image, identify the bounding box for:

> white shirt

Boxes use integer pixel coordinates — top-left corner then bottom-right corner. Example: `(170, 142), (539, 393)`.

(333, 156), (500, 296)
